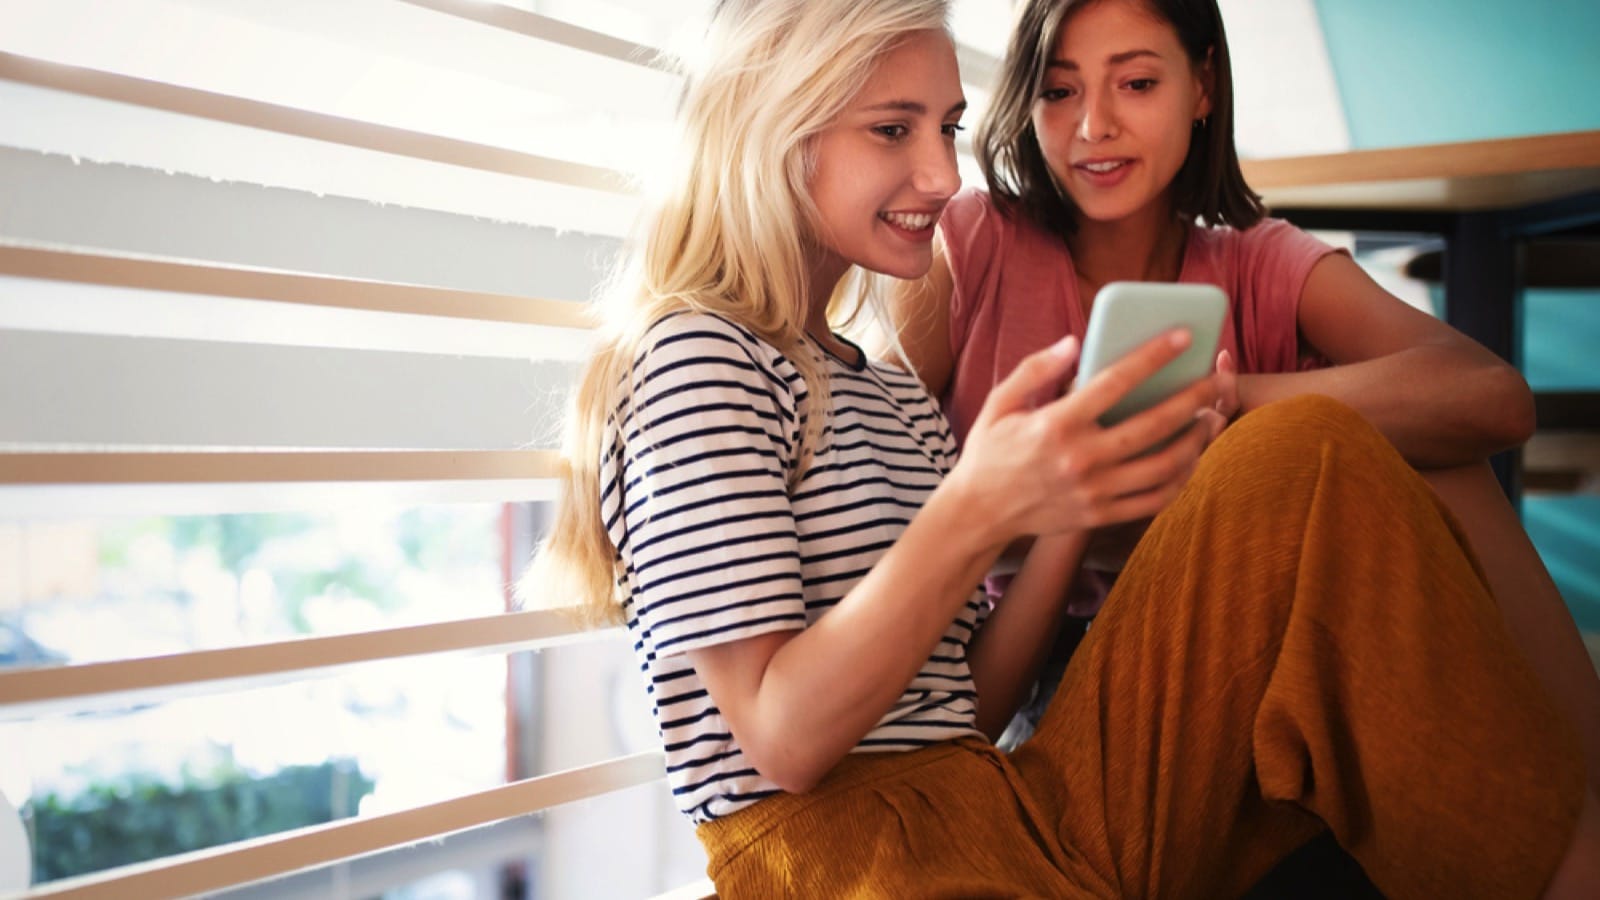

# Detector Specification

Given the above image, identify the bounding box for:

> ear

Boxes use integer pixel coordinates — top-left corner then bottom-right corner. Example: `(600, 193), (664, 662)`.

(1193, 45), (1215, 122)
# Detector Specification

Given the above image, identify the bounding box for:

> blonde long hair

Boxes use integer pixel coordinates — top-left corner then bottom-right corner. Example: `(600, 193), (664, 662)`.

(528, 0), (952, 626)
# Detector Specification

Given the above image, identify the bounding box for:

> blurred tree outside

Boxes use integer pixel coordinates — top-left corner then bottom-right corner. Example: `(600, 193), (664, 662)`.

(12, 504), (507, 888)
(26, 753), (373, 882)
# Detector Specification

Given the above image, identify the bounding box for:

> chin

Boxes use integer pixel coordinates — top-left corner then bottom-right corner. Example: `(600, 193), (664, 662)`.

(882, 260), (934, 280)
(1073, 200), (1142, 226)
(859, 251), (932, 281)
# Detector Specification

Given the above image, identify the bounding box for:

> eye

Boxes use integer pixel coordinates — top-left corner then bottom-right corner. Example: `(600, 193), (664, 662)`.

(941, 122), (966, 139)
(1039, 86), (1075, 102)
(872, 124), (910, 141)
(1125, 78), (1157, 92)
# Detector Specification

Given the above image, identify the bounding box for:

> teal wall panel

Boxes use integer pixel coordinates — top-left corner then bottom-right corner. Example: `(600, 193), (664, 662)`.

(1522, 291), (1600, 630)
(1524, 496), (1600, 631)
(1524, 289), (1600, 390)
(1422, 285), (1600, 390)
(1314, 0), (1600, 148)
(1317, 0), (1600, 626)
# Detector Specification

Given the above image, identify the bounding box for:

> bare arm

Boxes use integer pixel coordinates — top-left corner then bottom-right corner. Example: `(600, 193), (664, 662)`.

(1237, 253), (1534, 468)
(966, 404), (1217, 738)
(689, 333), (1217, 791)
(689, 475), (1006, 793)
(963, 531), (1086, 739)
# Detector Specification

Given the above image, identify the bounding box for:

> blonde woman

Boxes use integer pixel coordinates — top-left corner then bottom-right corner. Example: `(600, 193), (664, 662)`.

(532, 0), (1597, 895)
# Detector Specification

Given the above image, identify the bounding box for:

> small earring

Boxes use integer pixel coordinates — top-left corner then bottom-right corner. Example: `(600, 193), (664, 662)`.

(1193, 116), (1208, 129)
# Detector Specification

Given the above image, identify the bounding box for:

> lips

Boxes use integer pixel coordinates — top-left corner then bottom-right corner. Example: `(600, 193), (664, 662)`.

(1072, 158), (1134, 187)
(1076, 159), (1129, 174)
(879, 210), (938, 231)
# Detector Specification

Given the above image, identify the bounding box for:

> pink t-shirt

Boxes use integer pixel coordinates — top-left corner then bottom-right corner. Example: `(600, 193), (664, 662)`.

(940, 188), (1342, 446)
(939, 189), (1342, 615)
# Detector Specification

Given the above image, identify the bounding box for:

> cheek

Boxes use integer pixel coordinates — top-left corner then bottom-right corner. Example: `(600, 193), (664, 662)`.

(1032, 109), (1070, 160)
(808, 136), (854, 207)
(1154, 101), (1197, 155)
(809, 166), (851, 219)
(819, 171), (869, 219)
(1163, 120), (1197, 169)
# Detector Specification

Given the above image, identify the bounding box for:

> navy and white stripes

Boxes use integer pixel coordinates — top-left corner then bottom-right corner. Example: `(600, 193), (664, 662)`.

(603, 313), (987, 823)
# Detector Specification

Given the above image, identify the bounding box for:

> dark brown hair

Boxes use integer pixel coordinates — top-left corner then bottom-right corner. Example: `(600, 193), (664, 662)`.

(975, 0), (1264, 239)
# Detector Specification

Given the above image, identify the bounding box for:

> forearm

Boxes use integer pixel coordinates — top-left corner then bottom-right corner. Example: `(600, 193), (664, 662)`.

(1237, 344), (1534, 467)
(737, 476), (1009, 790)
(966, 531), (1088, 739)
(702, 330), (1207, 790)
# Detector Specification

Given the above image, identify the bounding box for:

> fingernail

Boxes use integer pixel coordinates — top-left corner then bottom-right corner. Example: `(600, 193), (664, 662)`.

(1051, 335), (1079, 358)
(1169, 329), (1191, 348)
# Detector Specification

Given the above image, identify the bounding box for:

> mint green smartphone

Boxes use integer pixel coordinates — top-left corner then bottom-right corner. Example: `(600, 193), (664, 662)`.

(1075, 281), (1227, 426)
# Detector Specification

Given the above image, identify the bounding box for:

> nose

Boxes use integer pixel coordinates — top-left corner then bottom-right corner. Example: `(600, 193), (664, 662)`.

(912, 133), (962, 199)
(1078, 86), (1118, 142)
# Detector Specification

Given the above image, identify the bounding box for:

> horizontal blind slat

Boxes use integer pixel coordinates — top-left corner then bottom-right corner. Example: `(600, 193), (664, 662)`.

(0, 480), (557, 519)
(0, 450), (559, 484)
(19, 751), (665, 900)
(0, 51), (633, 193)
(0, 146), (620, 302)
(0, 245), (596, 329)
(397, 0), (665, 70)
(0, 608), (606, 719)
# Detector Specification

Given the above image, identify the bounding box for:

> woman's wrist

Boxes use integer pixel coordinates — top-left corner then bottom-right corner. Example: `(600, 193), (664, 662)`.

(928, 466), (1014, 560)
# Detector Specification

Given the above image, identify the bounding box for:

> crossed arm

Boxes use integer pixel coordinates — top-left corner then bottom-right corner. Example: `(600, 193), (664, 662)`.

(1231, 252), (1533, 467)
(886, 237), (1533, 470)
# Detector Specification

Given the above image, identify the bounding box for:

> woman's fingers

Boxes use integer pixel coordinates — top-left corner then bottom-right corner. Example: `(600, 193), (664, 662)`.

(1083, 415), (1207, 507)
(962, 330), (1218, 540)
(1197, 408), (1228, 445)
(1214, 348), (1240, 420)
(1053, 329), (1192, 426)
(1093, 373), (1217, 462)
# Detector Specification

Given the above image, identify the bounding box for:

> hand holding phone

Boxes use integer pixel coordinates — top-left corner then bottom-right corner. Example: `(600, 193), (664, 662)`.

(1074, 281), (1227, 427)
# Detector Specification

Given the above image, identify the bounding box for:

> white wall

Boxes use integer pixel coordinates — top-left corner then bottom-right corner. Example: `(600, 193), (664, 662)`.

(1218, 0), (1350, 157)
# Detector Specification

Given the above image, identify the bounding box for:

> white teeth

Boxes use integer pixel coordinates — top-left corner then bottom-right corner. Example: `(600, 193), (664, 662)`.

(882, 211), (934, 230)
(1081, 161), (1125, 173)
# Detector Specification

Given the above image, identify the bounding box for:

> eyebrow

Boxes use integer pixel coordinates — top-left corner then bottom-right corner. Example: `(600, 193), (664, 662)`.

(860, 99), (969, 117)
(1047, 48), (1163, 70)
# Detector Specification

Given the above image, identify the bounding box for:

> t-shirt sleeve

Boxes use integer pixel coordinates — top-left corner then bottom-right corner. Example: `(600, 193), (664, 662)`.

(939, 188), (1006, 360)
(1235, 218), (1347, 373)
(607, 318), (807, 657)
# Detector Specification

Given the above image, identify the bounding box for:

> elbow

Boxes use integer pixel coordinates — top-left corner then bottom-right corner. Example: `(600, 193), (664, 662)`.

(769, 767), (825, 796)
(754, 752), (830, 796)
(1485, 365), (1536, 450)
(743, 737), (834, 795)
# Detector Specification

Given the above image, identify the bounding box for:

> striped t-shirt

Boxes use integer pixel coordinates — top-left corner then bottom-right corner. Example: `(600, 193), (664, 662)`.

(602, 313), (988, 823)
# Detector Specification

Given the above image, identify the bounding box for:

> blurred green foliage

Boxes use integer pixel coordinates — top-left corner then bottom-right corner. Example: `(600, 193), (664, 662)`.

(26, 757), (374, 883)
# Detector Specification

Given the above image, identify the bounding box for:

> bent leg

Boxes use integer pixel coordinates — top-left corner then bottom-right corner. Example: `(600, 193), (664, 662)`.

(1010, 395), (1586, 900)
(696, 740), (1089, 898)
(1421, 462), (1600, 788)
(1546, 790), (1600, 900)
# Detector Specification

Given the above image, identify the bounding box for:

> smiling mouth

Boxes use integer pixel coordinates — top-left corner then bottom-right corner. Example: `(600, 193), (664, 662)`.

(879, 211), (937, 231)
(1076, 160), (1131, 174)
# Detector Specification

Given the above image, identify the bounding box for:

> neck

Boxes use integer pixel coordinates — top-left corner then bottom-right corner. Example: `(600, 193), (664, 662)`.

(1068, 201), (1187, 290)
(805, 252), (850, 352)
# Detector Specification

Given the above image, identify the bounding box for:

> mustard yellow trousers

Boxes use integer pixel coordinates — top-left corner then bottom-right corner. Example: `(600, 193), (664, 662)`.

(698, 395), (1584, 899)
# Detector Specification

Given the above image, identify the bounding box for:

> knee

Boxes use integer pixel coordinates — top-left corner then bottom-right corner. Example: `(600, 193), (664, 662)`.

(1234, 394), (1375, 444)
(1207, 395), (1404, 483)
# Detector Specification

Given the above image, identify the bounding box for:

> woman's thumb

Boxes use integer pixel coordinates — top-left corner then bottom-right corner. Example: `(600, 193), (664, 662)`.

(977, 335), (1079, 424)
